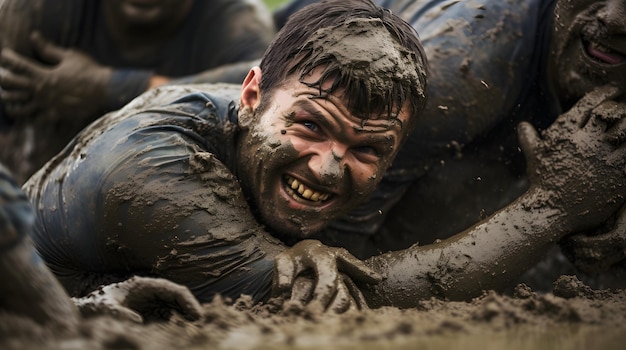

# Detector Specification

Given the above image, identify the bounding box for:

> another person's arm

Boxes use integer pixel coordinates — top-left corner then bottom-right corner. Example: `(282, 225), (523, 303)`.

(360, 85), (626, 307)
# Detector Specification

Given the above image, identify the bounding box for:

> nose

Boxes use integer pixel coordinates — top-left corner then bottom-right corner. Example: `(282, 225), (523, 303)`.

(598, 0), (626, 31)
(308, 144), (348, 187)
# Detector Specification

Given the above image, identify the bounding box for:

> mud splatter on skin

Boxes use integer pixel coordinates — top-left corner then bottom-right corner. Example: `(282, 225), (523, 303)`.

(236, 17), (425, 242)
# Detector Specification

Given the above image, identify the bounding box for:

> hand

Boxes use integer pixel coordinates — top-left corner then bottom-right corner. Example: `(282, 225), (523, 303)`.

(72, 276), (202, 323)
(562, 204), (626, 274)
(0, 31), (112, 123)
(272, 239), (382, 313)
(518, 85), (626, 232)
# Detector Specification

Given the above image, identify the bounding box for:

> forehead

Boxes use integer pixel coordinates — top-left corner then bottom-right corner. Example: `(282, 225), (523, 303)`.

(285, 71), (412, 132)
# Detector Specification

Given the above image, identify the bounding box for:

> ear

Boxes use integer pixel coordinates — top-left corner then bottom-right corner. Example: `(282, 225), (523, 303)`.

(240, 66), (262, 112)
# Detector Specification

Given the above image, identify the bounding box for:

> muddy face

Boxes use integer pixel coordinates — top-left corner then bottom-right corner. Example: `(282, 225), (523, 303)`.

(548, 0), (626, 109)
(237, 72), (410, 241)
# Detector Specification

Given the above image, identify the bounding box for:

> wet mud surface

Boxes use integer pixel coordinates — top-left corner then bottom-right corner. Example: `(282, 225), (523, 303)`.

(2, 275), (626, 349)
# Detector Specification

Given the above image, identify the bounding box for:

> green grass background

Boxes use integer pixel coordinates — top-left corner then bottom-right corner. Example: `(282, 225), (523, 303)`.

(263, 0), (289, 10)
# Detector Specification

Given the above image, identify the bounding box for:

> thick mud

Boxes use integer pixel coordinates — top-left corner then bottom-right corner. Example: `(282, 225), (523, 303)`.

(1, 275), (625, 349)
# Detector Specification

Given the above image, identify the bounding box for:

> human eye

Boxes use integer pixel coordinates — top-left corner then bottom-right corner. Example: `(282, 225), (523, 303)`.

(353, 145), (379, 156)
(302, 120), (320, 132)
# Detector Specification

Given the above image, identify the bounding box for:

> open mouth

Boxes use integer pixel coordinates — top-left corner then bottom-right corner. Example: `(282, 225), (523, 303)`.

(584, 39), (626, 65)
(284, 175), (332, 203)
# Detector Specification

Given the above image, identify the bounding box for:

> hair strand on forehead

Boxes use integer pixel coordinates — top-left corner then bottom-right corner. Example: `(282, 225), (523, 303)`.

(259, 0), (428, 131)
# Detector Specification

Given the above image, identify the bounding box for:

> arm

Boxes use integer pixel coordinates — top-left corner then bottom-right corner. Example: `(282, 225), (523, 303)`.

(362, 85), (626, 308)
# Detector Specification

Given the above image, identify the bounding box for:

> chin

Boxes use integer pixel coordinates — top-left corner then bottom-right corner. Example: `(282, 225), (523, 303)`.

(267, 218), (325, 244)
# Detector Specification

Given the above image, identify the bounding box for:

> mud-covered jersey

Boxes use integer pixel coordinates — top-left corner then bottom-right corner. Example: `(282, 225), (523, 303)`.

(23, 84), (280, 303)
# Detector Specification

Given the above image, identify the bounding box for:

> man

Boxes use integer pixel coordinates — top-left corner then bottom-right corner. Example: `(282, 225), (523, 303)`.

(0, 0), (275, 183)
(276, 0), (626, 286)
(19, 0), (626, 309)
(20, 0), (429, 313)
(1, 0), (624, 324)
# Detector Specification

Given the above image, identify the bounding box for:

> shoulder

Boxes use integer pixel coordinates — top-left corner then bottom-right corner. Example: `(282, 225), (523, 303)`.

(120, 83), (242, 117)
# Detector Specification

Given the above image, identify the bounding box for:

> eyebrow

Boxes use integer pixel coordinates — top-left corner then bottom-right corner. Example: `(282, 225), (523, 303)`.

(294, 100), (399, 150)
(293, 99), (333, 128)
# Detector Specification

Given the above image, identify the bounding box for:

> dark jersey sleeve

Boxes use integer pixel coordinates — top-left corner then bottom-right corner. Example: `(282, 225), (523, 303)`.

(24, 91), (284, 303)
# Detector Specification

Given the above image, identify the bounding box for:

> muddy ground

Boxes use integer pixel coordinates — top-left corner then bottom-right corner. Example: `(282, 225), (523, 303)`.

(1, 273), (625, 350)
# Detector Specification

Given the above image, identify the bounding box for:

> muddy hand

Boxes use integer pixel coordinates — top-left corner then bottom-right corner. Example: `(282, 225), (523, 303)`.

(517, 85), (626, 232)
(0, 31), (112, 122)
(0, 54), (35, 121)
(273, 239), (382, 313)
(72, 276), (202, 324)
(563, 204), (626, 274)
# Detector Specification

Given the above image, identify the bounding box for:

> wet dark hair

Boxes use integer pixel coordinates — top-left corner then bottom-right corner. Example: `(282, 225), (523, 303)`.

(258, 0), (428, 129)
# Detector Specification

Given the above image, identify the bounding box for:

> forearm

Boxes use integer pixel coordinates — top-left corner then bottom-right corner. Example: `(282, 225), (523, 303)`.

(362, 187), (567, 308)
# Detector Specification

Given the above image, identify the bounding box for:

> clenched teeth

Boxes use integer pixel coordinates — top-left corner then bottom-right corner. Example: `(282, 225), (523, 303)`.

(591, 41), (608, 52)
(285, 175), (330, 202)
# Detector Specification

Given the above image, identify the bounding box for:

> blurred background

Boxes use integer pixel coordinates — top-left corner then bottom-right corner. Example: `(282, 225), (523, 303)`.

(264, 0), (288, 10)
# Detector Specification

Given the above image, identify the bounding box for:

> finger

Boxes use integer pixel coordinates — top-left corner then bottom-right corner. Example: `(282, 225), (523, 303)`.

(138, 278), (202, 321)
(117, 276), (202, 321)
(517, 121), (541, 177)
(0, 66), (32, 90)
(0, 88), (31, 103)
(605, 114), (626, 146)
(335, 249), (382, 285)
(272, 253), (297, 295)
(109, 305), (144, 324)
(570, 85), (621, 127)
(327, 274), (369, 313)
(592, 100), (626, 125)
(73, 296), (144, 324)
(0, 48), (44, 76)
(289, 275), (315, 305)
(309, 255), (339, 310)
(567, 232), (603, 249)
(341, 274), (369, 310)
(326, 279), (353, 314)
(30, 31), (63, 64)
